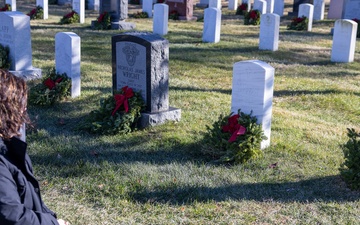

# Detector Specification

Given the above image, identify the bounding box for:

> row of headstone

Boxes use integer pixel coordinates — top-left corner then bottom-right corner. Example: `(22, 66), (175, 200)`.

(5, 0), (16, 11)
(36, 0), (48, 20)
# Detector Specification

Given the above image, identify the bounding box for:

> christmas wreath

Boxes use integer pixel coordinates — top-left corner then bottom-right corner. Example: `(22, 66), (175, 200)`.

(60, 10), (80, 24)
(83, 86), (145, 135)
(93, 11), (111, 30)
(202, 109), (267, 164)
(236, 3), (248, 15)
(27, 6), (44, 20)
(0, 4), (11, 11)
(287, 16), (308, 31)
(28, 68), (71, 106)
(244, 9), (261, 25)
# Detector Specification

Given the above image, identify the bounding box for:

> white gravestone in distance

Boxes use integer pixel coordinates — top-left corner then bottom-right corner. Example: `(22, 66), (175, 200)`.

(313, 0), (324, 21)
(331, 19), (358, 63)
(5, 0), (16, 11)
(265, 0), (274, 13)
(231, 60), (274, 149)
(254, 0), (267, 14)
(88, 0), (100, 10)
(209, 0), (222, 10)
(273, 0), (284, 16)
(202, 7), (221, 43)
(328, 0), (344, 19)
(72, 0), (85, 23)
(259, 13), (280, 51)
(153, 4), (168, 35)
(55, 32), (81, 98)
(0, 12), (41, 80)
(143, 0), (153, 18)
(36, 0), (48, 20)
(342, 0), (360, 19)
(228, 0), (238, 10)
(298, 3), (313, 31)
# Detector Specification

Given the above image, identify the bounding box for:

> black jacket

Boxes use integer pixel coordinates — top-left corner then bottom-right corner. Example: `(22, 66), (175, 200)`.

(0, 137), (59, 225)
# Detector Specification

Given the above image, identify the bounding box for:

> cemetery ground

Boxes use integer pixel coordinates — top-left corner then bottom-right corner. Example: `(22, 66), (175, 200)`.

(13, 0), (360, 224)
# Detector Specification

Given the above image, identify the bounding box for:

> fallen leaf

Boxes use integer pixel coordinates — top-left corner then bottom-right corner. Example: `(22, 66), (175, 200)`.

(268, 162), (278, 168)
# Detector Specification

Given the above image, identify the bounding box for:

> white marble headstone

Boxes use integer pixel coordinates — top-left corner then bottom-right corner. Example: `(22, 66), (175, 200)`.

(55, 32), (81, 98)
(273, 0), (284, 16)
(313, 0), (324, 21)
(209, 0), (222, 10)
(36, 0), (48, 20)
(88, 0), (100, 11)
(254, 0), (267, 14)
(231, 60), (274, 149)
(72, 0), (85, 23)
(153, 4), (168, 35)
(259, 13), (280, 51)
(298, 3), (313, 31)
(331, 19), (358, 63)
(143, 0), (153, 18)
(5, 0), (16, 11)
(265, 0), (274, 13)
(202, 7), (221, 43)
(228, 0), (238, 10)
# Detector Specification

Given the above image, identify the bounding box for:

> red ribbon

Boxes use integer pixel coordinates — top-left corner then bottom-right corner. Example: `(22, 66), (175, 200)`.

(44, 77), (63, 90)
(111, 86), (134, 116)
(222, 114), (246, 143)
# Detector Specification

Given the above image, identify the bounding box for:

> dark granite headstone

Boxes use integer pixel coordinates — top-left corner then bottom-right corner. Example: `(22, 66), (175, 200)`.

(112, 32), (181, 127)
(342, 0), (360, 19)
(167, 0), (197, 20)
(95, 0), (135, 30)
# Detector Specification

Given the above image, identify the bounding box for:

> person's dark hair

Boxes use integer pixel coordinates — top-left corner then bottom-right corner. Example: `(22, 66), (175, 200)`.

(0, 69), (30, 140)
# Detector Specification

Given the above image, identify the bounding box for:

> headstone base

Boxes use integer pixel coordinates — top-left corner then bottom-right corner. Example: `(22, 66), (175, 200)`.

(10, 67), (42, 81)
(111, 21), (136, 30)
(140, 107), (181, 127)
(179, 16), (198, 21)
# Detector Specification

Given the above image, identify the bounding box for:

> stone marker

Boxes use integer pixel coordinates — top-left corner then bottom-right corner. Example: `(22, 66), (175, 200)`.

(202, 7), (221, 43)
(153, 4), (168, 35)
(167, 0), (197, 20)
(289, 0), (311, 16)
(58, 0), (72, 5)
(298, 3), (313, 31)
(98, 0), (135, 30)
(88, 0), (100, 10)
(5, 0), (16, 11)
(254, 0), (267, 14)
(313, 0), (324, 21)
(231, 60), (274, 149)
(36, 0), (48, 19)
(265, 0), (274, 13)
(0, 12), (41, 80)
(327, 0), (344, 19)
(273, 0), (284, 16)
(331, 19), (358, 63)
(143, 0), (153, 18)
(72, 0), (85, 23)
(209, 0), (222, 10)
(342, 0), (360, 19)
(112, 32), (181, 127)
(259, 13), (279, 51)
(228, 0), (238, 11)
(196, 0), (209, 8)
(55, 32), (81, 98)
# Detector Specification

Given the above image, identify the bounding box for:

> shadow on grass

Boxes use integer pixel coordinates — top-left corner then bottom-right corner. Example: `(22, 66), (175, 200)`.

(129, 175), (360, 204)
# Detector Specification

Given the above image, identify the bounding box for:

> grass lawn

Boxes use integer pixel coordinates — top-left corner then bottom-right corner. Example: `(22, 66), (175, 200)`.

(10, 0), (360, 224)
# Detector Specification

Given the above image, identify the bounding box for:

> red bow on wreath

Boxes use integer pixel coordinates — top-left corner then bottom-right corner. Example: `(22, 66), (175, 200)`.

(44, 77), (63, 90)
(111, 86), (134, 116)
(222, 114), (246, 143)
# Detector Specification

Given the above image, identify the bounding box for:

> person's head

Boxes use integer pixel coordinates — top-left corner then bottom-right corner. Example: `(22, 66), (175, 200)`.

(0, 69), (29, 140)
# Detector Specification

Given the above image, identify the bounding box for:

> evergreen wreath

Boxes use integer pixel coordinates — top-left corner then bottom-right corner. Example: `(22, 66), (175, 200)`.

(60, 10), (80, 24)
(244, 9), (261, 25)
(339, 128), (360, 190)
(93, 11), (111, 30)
(0, 4), (11, 11)
(169, 10), (179, 20)
(0, 44), (11, 70)
(27, 6), (44, 20)
(202, 109), (267, 164)
(236, 3), (248, 15)
(287, 16), (308, 31)
(28, 68), (71, 106)
(84, 86), (145, 135)
(132, 11), (149, 19)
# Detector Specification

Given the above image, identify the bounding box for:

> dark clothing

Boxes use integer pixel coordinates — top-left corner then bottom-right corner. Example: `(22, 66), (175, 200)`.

(0, 137), (59, 225)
